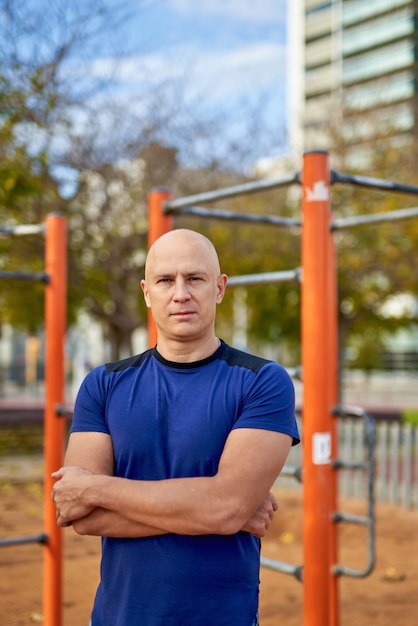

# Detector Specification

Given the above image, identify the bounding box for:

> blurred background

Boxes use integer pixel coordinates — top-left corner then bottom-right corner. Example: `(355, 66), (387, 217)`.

(0, 0), (417, 426)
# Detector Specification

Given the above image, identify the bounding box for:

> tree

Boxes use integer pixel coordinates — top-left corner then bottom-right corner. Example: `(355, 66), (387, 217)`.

(0, 0), (141, 331)
(0, 0), (288, 362)
(329, 127), (418, 371)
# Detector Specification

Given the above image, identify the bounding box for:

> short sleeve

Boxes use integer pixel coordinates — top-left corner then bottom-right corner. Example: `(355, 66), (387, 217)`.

(232, 362), (300, 445)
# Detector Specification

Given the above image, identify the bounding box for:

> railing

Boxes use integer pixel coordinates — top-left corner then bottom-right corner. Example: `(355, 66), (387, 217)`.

(279, 418), (418, 509)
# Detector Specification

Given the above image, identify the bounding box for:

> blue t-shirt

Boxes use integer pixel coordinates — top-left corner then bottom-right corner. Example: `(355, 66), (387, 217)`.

(71, 340), (299, 626)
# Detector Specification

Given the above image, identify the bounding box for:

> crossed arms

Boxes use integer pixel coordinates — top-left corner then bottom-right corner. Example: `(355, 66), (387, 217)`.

(51, 427), (292, 539)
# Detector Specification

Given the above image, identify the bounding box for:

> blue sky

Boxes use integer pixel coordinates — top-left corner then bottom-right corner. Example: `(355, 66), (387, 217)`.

(90, 0), (288, 132)
(9, 0), (289, 175)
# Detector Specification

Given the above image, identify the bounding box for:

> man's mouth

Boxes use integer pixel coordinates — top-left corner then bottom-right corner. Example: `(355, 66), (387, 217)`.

(171, 311), (195, 318)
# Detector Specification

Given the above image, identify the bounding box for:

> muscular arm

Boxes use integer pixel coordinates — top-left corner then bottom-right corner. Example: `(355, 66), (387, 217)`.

(60, 432), (169, 537)
(52, 428), (291, 536)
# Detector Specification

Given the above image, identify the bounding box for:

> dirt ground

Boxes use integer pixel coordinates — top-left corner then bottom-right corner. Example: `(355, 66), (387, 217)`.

(1, 476), (417, 626)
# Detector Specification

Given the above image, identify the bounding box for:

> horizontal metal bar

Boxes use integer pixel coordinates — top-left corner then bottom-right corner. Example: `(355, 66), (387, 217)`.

(227, 268), (301, 287)
(333, 460), (368, 471)
(332, 170), (418, 196)
(286, 365), (302, 381)
(334, 562), (375, 578)
(166, 205), (301, 228)
(0, 271), (49, 283)
(0, 533), (48, 547)
(0, 224), (45, 236)
(332, 404), (370, 420)
(333, 512), (370, 525)
(261, 556), (304, 582)
(165, 172), (300, 210)
(332, 206), (418, 231)
(55, 404), (74, 417)
(280, 464), (302, 482)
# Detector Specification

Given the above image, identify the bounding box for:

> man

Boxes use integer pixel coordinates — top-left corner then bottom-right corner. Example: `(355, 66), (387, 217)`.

(52, 229), (299, 626)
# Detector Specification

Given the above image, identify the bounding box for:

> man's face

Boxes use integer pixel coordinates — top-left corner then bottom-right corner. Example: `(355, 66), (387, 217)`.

(141, 231), (227, 344)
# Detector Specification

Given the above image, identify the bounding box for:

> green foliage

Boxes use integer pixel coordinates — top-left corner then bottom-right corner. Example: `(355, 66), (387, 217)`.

(402, 409), (418, 426)
(333, 163), (418, 369)
(0, 425), (44, 456)
(1, 1), (417, 372)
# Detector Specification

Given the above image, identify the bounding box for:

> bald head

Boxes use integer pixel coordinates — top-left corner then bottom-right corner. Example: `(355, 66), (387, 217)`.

(141, 229), (227, 356)
(144, 229), (221, 280)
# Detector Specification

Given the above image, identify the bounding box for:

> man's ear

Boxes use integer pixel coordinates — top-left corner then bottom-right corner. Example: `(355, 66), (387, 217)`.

(140, 280), (151, 308)
(216, 274), (228, 304)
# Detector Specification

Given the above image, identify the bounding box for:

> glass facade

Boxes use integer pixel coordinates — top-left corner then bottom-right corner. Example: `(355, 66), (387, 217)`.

(342, 8), (413, 56)
(302, 0), (417, 152)
(343, 40), (415, 84)
(344, 71), (414, 110)
(342, 0), (411, 27)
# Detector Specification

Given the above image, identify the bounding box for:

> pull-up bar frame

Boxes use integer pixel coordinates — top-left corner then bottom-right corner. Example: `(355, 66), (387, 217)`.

(0, 214), (67, 626)
(146, 151), (418, 626)
(147, 152), (339, 626)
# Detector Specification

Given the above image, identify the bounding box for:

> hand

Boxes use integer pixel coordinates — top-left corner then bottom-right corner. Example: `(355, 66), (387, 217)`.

(51, 466), (95, 527)
(241, 492), (278, 538)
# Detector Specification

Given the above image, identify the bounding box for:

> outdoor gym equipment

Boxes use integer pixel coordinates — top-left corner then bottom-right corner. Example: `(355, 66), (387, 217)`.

(146, 150), (418, 626)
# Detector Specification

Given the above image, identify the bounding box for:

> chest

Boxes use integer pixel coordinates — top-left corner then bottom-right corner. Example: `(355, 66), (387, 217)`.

(104, 366), (242, 479)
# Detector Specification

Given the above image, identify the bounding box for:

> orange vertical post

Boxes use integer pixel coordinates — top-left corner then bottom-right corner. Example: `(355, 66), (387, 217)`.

(327, 217), (339, 626)
(43, 214), (67, 626)
(301, 151), (336, 626)
(147, 188), (173, 347)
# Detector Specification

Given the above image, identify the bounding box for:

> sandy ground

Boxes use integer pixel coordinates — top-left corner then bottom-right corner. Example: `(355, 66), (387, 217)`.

(0, 465), (417, 626)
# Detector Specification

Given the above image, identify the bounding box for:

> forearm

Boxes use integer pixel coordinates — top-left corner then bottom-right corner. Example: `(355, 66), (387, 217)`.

(52, 430), (292, 536)
(72, 493), (277, 540)
(84, 473), (253, 535)
(72, 507), (169, 538)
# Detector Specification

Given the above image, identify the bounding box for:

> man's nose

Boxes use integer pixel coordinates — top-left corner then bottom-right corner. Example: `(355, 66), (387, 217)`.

(173, 279), (190, 300)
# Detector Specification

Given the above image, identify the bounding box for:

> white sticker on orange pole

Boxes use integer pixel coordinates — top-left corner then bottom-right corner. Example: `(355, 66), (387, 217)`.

(312, 432), (331, 464)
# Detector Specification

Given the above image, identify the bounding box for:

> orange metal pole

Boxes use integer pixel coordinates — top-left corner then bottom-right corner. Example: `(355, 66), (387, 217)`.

(301, 151), (334, 626)
(43, 214), (67, 626)
(146, 188), (173, 347)
(327, 218), (339, 626)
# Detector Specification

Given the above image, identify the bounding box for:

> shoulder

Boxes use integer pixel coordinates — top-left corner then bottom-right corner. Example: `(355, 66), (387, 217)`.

(79, 349), (155, 391)
(219, 342), (285, 376)
(218, 342), (295, 399)
(104, 349), (154, 375)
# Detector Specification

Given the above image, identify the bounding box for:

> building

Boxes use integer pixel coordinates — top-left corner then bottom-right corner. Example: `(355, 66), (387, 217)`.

(288, 0), (418, 166)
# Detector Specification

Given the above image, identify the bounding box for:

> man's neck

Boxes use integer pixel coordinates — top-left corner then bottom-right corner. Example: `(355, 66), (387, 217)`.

(155, 336), (221, 363)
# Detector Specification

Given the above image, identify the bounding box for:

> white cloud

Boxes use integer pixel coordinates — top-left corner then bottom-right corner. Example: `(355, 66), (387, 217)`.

(69, 38), (286, 104)
(191, 41), (286, 100)
(166, 0), (286, 23)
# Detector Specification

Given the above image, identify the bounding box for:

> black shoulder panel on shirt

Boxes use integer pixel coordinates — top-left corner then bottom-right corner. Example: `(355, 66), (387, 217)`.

(105, 349), (154, 374)
(104, 343), (272, 376)
(219, 344), (271, 374)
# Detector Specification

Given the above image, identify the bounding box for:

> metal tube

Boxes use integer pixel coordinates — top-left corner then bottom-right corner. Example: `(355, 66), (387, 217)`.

(261, 556), (304, 581)
(0, 271), (49, 282)
(332, 406), (376, 579)
(0, 224), (45, 236)
(147, 189), (173, 347)
(332, 206), (418, 230)
(227, 269), (300, 287)
(166, 205), (301, 228)
(0, 533), (48, 547)
(333, 512), (370, 525)
(332, 170), (418, 195)
(43, 214), (67, 626)
(164, 172), (300, 210)
(301, 150), (335, 626)
(327, 212), (339, 626)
